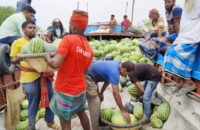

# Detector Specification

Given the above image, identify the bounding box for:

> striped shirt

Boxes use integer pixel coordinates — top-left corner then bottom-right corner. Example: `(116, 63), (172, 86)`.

(166, 5), (182, 34)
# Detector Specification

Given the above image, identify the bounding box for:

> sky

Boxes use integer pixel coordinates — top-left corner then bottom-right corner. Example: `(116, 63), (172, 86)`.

(0, 0), (185, 31)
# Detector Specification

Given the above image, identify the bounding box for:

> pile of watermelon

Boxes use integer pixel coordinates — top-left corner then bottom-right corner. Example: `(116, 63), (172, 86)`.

(16, 99), (46, 130)
(150, 103), (170, 129)
(88, 38), (153, 65)
(22, 37), (58, 54)
(102, 104), (144, 125)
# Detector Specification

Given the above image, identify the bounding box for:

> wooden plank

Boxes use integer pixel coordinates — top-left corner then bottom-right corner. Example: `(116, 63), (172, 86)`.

(195, 80), (200, 94)
(17, 52), (56, 58)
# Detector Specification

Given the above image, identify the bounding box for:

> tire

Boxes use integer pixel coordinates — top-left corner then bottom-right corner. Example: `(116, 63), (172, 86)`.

(0, 44), (15, 74)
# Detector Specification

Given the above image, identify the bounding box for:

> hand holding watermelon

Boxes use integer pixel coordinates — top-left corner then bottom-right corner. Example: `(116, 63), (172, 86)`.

(121, 110), (131, 123)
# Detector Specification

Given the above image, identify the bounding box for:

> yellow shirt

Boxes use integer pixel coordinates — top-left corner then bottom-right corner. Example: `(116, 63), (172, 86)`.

(151, 17), (166, 33)
(10, 37), (40, 83)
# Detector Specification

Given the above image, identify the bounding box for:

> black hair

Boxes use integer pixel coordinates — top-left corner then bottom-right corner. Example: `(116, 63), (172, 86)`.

(121, 61), (135, 72)
(124, 15), (127, 19)
(22, 6), (36, 14)
(52, 19), (64, 37)
(27, 0), (32, 3)
(111, 14), (115, 17)
(22, 20), (35, 28)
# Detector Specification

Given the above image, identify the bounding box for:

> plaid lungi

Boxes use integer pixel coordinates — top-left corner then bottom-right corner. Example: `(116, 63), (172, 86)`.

(50, 91), (86, 120)
(163, 42), (199, 79)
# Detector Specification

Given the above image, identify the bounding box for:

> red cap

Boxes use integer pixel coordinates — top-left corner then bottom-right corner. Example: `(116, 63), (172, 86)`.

(70, 10), (88, 29)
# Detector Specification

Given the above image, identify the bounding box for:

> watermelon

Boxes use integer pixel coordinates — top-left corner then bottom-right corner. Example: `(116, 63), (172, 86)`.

(99, 50), (104, 57)
(16, 120), (28, 130)
(150, 112), (158, 121)
(120, 47), (129, 54)
(105, 53), (113, 60)
(44, 43), (57, 53)
(121, 57), (129, 62)
(39, 108), (45, 118)
(35, 112), (40, 122)
(131, 97), (137, 102)
(126, 81), (132, 86)
(129, 114), (138, 124)
(119, 83), (123, 93)
(102, 108), (114, 122)
(52, 38), (62, 47)
(28, 37), (45, 53)
(124, 103), (134, 114)
(111, 114), (126, 125)
(20, 110), (28, 121)
(111, 51), (119, 58)
(114, 55), (122, 61)
(138, 58), (148, 63)
(151, 118), (163, 129)
(120, 76), (127, 87)
(128, 85), (138, 96)
(130, 46), (136, 51)
(122, 53), (130, 58)
(101, 41), (107, 46)
(133, 104), (143, 119)
(93, 50), (100, 57)
(153, 106), (159, 113)
(104, 46), (111, 54)
(21, 99), (28, 110)
(157, 103), (170, 121)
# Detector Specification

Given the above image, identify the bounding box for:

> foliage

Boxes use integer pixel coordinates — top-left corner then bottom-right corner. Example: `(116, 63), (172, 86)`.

(0, 6), (16, 25)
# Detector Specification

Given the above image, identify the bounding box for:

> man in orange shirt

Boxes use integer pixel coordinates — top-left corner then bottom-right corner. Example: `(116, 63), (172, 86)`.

(45, 10), (93, 130)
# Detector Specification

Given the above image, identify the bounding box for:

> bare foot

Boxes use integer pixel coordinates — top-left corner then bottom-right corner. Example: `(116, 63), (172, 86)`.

(46, 121), (60, 130)
(183, 79), (196, 88)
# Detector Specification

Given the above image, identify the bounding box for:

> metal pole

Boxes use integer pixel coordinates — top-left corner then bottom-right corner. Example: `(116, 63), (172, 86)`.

(87, 2), (88, 12)
(77, 1), (79, 10)
(131, 0), (135, 26)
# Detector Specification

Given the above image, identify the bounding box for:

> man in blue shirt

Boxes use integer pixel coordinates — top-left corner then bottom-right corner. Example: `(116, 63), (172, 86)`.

(164, 0), (182, 35)
(16, 0), (31, 12)
(16, 0), (36, 23)
(85, 61), (134, 130)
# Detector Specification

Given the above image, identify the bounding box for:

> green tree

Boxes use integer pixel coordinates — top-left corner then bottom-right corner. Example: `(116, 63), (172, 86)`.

(142, 19), (152, 32)
(0, 6), (16, 25)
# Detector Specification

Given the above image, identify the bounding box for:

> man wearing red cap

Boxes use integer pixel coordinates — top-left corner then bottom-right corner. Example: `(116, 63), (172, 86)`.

(45, 10), (93, 130)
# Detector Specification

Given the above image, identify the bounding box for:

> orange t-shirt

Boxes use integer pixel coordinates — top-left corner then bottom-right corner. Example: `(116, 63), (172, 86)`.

(55, 35), (93, 95)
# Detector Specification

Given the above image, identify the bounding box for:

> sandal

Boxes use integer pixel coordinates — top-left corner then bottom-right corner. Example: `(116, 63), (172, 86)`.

(176, 86), (196, 97)
(46, 122), (60, 130)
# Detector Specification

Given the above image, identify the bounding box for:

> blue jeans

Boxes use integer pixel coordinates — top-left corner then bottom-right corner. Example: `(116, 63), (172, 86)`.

(22, 78), (54, 130)
(143, 80), (158, 119)
(0, 36), (20, 46)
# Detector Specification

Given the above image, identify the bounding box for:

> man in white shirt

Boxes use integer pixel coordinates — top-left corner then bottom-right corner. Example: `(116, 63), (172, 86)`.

(163, 0), (200, 96)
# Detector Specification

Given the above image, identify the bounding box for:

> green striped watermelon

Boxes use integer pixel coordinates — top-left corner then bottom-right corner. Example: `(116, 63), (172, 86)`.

(153, 106), (159, 113)
(157, 103), (170, 121)
(133, 104), (143, 119)
(151, 118), (163, 129)
(102, 108), (114, 122)
(28, 37), (45, 54)
(128, 85), (138, 96)
(150, 112), (158, 121)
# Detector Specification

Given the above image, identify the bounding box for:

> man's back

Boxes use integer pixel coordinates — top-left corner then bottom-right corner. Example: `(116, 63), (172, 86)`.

(87, 61), (120, 86)
(0, 12), (25, 39)
(55, 35), (93, 95)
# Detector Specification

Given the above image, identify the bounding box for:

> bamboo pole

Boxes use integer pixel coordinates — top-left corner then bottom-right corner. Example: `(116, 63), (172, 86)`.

(131, 0), (135, 26)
